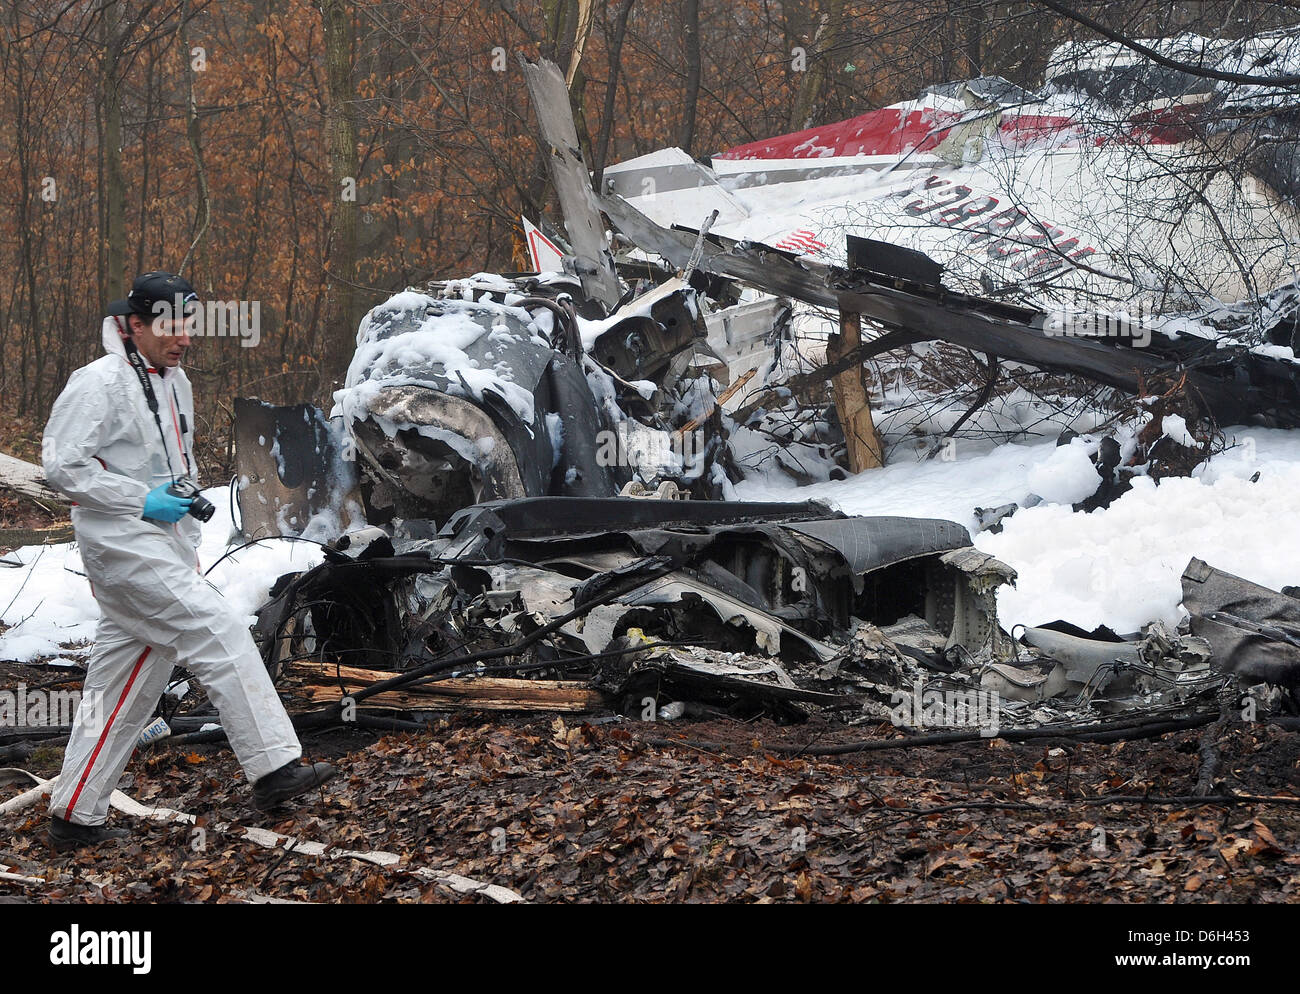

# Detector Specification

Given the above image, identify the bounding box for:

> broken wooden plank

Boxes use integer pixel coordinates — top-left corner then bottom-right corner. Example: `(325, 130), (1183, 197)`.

(829, 311), (884, 472)
(298, 685), (606, 713)
(674, 367), (756, 436)
(289, 663), (607, 712)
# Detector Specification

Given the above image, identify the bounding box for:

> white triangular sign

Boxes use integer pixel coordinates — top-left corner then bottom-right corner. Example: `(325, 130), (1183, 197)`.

(523, 216), (565, 273)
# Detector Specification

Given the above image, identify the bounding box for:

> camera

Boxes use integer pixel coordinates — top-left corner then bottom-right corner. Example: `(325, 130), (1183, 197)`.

(167, 479), (215, 522)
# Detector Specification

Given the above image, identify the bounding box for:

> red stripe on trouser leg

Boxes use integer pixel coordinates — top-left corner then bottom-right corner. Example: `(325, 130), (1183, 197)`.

(63, 646), (152, 821)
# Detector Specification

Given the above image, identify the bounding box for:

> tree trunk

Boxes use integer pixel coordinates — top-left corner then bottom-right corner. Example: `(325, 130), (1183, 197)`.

(593, 0), (635, 189)
(679, 0), (701, 153)
(966, 0), (983, 76)
(322, 0), (361, 393)
(789, 0), (846, 132)
(100, 0), (126, 306)
(179, 0), (212, 278)
(0, 452), (67, 506)
(828, 311), (884, 472)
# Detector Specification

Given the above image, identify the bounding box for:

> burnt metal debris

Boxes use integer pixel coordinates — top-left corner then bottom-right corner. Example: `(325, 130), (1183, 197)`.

(242, 493), (1300, 737)
(234, 271), (735, 535)
(254, 497), (1017, 724)
(600, 195), (1300, 430)
(221, 55), (1300, 743)
(224, 245), (1300, 739)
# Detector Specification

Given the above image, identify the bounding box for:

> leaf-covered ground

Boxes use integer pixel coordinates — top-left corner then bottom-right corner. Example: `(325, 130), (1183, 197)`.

(3, 713), (1300, 903)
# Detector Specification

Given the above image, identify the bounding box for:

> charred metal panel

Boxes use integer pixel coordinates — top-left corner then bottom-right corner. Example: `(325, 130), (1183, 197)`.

(349, 386), (526, 525)
(519, 57), (622, 310)
(587, 281), (704, 384)
(785, 516), (971, 579)
(234, 398), (363, 539)
(1182, 557), (1300, 688)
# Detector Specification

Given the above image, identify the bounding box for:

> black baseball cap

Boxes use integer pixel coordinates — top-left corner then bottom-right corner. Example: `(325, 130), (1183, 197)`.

(107, 271), (199, 319)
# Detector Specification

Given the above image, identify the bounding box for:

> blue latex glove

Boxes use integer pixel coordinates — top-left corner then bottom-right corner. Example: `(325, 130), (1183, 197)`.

(142, 484), (192, 523)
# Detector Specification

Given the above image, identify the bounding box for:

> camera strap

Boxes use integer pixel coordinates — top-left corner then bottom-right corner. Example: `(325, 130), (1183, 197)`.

(122, 334), (178, 483)
(171, 385), (192, 475)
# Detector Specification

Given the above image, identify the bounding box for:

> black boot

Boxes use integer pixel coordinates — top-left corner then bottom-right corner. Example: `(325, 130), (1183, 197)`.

(252, 761), (337, 811)
(48, 816), (131, 853)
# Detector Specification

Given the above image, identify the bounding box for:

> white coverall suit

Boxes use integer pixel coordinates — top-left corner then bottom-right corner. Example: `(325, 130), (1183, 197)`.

(42, 318), (301, 825)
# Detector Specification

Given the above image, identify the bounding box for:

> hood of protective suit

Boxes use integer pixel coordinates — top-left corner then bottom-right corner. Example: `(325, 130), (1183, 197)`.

(102, 315), (127, 358)
(100, 316), (182, 382)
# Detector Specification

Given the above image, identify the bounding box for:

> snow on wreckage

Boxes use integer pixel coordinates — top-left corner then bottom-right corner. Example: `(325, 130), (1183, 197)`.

(235, 273), (1023, 728)
(227, 45), (1300, 743)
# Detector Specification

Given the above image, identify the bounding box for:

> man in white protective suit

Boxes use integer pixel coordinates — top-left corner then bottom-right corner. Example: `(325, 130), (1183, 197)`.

(42, 271), (336, 852)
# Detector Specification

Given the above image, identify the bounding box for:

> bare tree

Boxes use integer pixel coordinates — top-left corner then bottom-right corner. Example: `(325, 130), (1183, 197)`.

(323, 0), (361, 389)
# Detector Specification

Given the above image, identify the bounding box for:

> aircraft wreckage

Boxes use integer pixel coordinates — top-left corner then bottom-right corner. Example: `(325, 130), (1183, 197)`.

(229, 48), (1300, 741)
(228, 264), (1300, 738)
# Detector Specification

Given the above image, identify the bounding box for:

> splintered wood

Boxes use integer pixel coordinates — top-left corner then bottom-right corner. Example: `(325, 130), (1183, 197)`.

(287, 660), (605, 714)
(828, 310), (884, 473)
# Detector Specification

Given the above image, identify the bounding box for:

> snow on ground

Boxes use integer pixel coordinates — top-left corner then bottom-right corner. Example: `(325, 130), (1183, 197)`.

(0, 486), (323, 664)
(737, 427), (1300, 635)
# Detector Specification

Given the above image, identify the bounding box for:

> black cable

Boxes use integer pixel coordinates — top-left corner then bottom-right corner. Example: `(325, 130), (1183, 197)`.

(203, 535), (332, 576)
(228, 476), (241, 532)
(170, 383), (192, 476)
(343, 558), (678, 706)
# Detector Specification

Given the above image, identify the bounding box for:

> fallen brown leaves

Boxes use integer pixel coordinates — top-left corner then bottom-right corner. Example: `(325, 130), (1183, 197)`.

(2, 715), (1299, 903)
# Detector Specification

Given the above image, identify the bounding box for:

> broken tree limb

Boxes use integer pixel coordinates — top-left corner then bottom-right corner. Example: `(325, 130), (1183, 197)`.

(0, 870), (46, 886)
(0, 452), (66, 507)
(0, 525), (75, 548)
(0, 743), (33, 765)
(290, 663), (607, 713)
(1194, 723), (1224, 798)
(829, 310), (884, 471)
(600, 194), (1300, 427)
(0, 769), (47, 815)
(682, 208), (720, 284)
(1194, 689), (1237, 797)
(0, 726), (71, 743)
(638, 710), (1222, 756)
(731, 327), (923, 425)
